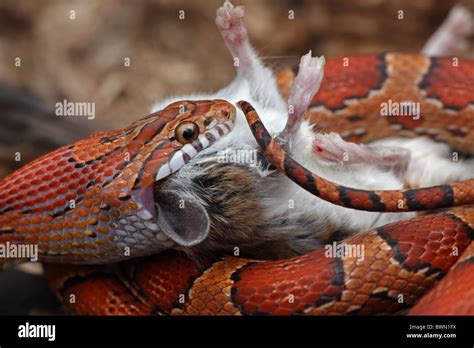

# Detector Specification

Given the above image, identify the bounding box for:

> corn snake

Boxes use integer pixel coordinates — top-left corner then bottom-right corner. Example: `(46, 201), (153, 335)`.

(0, 100), (236, 264)
(1, 52), (474, 315)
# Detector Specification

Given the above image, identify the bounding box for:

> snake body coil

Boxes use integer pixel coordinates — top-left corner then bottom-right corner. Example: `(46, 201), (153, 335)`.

(11, 53), (471, 315)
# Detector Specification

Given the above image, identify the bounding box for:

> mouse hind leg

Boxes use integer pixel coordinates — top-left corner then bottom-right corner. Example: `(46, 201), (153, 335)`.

(215, 1), (286, 110)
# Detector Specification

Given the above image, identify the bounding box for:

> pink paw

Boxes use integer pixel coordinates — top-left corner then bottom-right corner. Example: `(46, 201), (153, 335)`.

(312, 133), (350, 165)
(422, 5), (473, 56)
(293, 51), (325, 97)
(312, 132), (411, 175)
(449, 5), (473, 36)
(215, 1), (247, 46)
(281, 51), (326, 144)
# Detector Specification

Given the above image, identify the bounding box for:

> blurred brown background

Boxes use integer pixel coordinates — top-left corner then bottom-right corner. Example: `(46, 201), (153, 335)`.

(0, 0), (473, 315)
(1, 0), (473, 127)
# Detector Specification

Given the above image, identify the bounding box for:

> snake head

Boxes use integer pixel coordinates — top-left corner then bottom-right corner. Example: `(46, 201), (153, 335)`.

(0, 99), (236, 264)
(128, 99), (236, 188)
(120, 99), (236, 251)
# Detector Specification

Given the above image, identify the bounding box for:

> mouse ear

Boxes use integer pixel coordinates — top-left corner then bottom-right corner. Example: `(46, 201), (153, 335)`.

(155, 190), (210, 247)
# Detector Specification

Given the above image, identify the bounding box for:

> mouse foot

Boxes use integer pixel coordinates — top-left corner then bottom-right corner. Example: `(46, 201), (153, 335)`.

(216, 1), (247, 52)
(313, 132), (410, 176)
(422, 5), (473, 56)
(279, 51), (325, 147)
(215, 1), (287, 111)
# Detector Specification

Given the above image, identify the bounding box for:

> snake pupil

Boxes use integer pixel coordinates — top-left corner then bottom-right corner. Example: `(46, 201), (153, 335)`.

(183, 128), (195, 140)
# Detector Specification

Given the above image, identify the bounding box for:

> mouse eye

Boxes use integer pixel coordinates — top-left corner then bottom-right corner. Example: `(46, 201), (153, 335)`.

(175, 122), (199, 144)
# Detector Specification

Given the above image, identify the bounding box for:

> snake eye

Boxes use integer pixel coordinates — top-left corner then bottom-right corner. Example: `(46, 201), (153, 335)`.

(175, 122), (199, 144)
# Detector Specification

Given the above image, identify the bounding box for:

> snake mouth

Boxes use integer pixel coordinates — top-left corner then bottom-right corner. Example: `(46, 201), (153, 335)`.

(146, 116), (237, 249)
(126, 102), (237, 251)
(154, 119), (236, 182)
